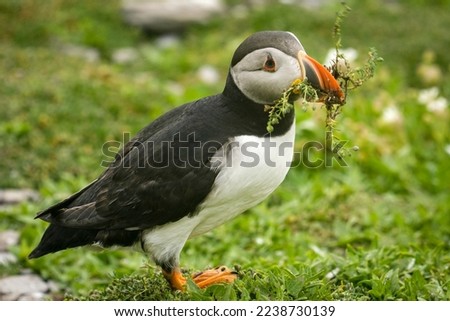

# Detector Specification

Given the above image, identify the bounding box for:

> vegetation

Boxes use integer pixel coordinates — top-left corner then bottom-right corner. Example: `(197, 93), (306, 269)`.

(0, 0), (449, 300)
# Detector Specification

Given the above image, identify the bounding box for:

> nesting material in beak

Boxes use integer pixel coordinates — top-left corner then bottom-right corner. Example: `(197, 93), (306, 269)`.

(298, 51), (344, 102)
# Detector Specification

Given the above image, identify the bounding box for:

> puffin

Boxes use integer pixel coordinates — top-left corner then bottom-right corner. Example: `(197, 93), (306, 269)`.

(29, 31), (343, 291)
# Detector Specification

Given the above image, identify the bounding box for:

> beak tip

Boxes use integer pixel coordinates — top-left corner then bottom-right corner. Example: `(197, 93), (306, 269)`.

(300, 52), (345, 103)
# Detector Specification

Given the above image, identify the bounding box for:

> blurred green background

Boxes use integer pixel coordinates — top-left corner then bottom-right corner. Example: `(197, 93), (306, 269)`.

(0, 0), (449, 300)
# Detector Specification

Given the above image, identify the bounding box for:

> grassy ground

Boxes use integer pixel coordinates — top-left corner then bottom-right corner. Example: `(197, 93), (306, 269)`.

(1, 0), (449, 300)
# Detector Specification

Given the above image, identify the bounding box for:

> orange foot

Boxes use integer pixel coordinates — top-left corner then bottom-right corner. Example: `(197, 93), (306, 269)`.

(163, 266), (238, 291)
(192, 266), (238, 288)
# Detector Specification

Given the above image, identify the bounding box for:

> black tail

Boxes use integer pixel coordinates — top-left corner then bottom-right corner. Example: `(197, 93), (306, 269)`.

(28, 224), (141, 259)
(29, 179), (141, 259)
(28, 224), (98, 259)
(29, 180), (101, 259)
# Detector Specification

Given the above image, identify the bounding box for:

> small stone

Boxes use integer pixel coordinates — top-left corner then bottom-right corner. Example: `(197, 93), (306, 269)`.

(122, 0), (226, 33)
(155, 34), (180, 49)
(0, 230), (20, 251)
(0, 275), (49, 300)
(17, 292), (46, 301)
(60, 44), (100, 62)
(0, 293), (21, 301)
(112, 47), (139, 64)
(47, 280), (60, 293)
(0, 252), (17, 266)
(0, 189), (39, 205)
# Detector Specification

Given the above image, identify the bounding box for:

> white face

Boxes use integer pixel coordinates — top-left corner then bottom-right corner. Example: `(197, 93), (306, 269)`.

(230, 47), (302, 105)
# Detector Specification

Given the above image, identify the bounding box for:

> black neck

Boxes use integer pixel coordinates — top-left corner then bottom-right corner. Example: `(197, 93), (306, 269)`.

(221, 72), (295, 137)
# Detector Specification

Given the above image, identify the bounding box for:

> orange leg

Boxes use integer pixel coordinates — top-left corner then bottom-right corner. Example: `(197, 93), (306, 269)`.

(163, 267), (187, 291)
(163, 266), (238, 291)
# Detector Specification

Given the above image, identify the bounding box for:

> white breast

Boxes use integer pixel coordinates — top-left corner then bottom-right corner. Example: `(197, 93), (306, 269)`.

(190, 122), (296, 236)
(141, 122), (295, 263)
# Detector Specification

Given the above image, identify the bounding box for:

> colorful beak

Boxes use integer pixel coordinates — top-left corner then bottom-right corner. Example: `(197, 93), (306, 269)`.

(298, 51), (344, 101)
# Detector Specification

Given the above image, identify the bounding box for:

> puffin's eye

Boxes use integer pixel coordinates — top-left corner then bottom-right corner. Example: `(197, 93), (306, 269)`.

(263, 55), (276, 72)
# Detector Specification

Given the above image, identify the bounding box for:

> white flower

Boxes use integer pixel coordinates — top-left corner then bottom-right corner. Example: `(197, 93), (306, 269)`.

(254, 237), (264, 245)
(112, 48), (138, 64)
(426, 97), (448, 113)
(445, 145), (450, 156)
(381, 104), (403, 124)
(323, 48), (358, 67)
(299, 119), (317, 130)
(325, 268), (340, 280)
(418, 87), (439, 105)
(417, 87), (448, 113)
(197, 65), (220, 85)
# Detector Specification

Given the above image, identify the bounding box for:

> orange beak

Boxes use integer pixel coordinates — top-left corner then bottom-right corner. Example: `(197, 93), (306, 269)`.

(298, 51), (344, 102)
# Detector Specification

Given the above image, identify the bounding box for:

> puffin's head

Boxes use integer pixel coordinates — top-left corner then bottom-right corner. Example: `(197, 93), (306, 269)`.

(228, 31), (343, 105)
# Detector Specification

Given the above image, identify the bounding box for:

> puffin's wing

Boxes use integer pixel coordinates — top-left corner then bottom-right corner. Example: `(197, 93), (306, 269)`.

(39, 100), (223, 230)
(47, 167), (217, 230)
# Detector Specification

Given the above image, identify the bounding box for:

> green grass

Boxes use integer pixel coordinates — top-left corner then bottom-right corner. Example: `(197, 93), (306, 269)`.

(0, 0), (449, 300)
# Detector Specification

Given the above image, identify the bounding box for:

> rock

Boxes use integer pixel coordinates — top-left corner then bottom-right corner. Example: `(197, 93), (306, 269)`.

(122, 0), (226, 33)
(155, 34), (180, 49)
(0, 275), (50, 301)
(112, 47), (139, 64)
(0, 230), (20, 251)
(0, 189), (39, 205)
(60, 43), (100, 62)
(243, 0), (331, 9)
(17, 292), (46, 301)
(0, 252), (17, 266)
